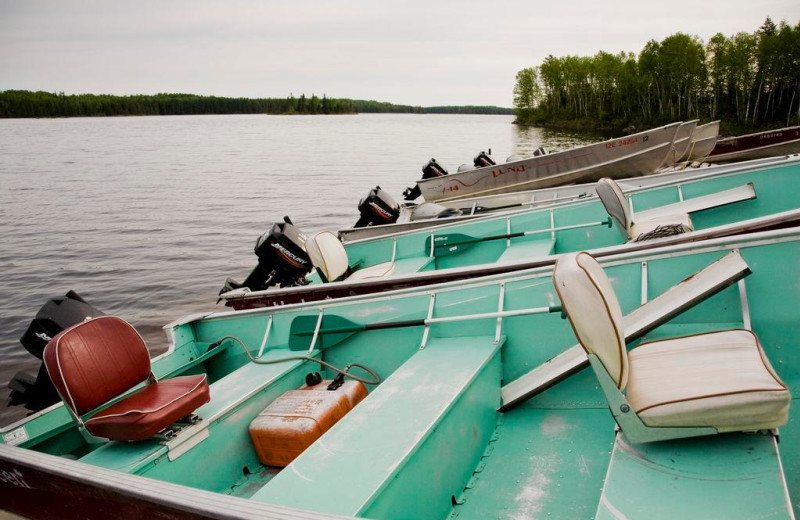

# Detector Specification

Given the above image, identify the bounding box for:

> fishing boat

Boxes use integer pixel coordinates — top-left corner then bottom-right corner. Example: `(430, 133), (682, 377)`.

(680, 120), (720, 163)
(705, 124), (800, 164)
(339, 154), (790, 243)
(657, 120), (697, 169)
(2, 227), (799, 519)
(407, 122), (682, 202)
(222, 157), (800, 309)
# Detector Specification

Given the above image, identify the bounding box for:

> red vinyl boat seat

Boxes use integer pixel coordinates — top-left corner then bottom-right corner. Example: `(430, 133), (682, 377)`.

(43, 316), (210, 441)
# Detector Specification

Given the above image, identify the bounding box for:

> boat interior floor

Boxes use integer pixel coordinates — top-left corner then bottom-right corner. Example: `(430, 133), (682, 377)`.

(451, 369), (795, 520)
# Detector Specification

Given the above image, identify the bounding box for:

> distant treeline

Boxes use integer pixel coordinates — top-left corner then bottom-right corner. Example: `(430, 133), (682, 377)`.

(0, 90), (512, 118)
(514, 17), (800, 133)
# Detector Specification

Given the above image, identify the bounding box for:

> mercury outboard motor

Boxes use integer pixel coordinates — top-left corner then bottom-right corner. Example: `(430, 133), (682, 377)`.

(9, 291), (105, 411)
(219, 216), (312, 299)
(354, 186), (400, 228)
(403, 158), (449, 201)
(473, 151), (496, 168)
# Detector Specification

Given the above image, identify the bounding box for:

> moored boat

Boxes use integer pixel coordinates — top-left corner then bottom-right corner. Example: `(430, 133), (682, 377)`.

(681, 120), (720, 163)
(2, 227), (799, 519)
(657, 120), (697, 169)
(339, 154), (790, 243)
(223, 157), (800, 309)
(408, 123), (682, 202)
(706, 124), (800, 163)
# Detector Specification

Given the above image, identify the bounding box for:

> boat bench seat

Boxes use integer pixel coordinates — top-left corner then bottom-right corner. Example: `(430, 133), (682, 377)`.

(346, 256), (433, 281)
(496, 237), (555, 263)
(251, 335), (503, 520)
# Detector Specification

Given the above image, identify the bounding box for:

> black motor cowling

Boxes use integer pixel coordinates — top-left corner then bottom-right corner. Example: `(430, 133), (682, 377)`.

(219, 216), (312, 299)
(354, 186), (400, 228)
(473, 151), (496, 168)
(9, 291), (105, 411)
(403, 158), (449, 201)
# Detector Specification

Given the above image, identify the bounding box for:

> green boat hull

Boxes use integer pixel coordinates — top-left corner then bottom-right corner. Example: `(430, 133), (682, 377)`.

(223, 156), (800, 309)
(2, 228), (800, 519)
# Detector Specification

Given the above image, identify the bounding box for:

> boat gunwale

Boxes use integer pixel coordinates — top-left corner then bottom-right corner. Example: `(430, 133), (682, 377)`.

(213, 226), (800, 322)
(0, 442), (356, 520)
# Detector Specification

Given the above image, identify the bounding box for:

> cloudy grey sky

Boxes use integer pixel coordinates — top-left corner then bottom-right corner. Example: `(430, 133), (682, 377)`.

(1, 0), (798, 107)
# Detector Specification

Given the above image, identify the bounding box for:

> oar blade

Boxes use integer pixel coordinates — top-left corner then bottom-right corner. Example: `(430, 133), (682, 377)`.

(288, 314), (363, 350)
(424, 233), (477, 257)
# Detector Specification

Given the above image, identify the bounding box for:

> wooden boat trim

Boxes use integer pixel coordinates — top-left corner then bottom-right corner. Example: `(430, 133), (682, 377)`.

(0, 443), (350, 520)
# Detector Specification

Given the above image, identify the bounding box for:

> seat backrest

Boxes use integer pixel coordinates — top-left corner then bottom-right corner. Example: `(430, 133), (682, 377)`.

(43, 316), (152, 416)
(553, 252), (628, 389)
(306, 231), (350, 282)
(596, 178), (632, 235)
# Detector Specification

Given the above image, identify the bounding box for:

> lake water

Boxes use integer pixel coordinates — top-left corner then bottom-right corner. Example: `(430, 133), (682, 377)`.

(0, 113), (597, 425)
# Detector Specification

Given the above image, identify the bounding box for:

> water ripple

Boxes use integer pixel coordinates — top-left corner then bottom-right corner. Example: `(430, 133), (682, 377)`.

(0, 113), (593, 425)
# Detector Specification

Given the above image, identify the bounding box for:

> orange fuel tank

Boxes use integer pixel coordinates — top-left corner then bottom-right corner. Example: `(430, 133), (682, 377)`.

(249, 379), (368, 467)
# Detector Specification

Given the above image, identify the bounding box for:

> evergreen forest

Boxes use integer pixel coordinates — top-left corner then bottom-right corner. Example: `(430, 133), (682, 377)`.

(0, 90), (512, 118)
(513, 17), (800, 133)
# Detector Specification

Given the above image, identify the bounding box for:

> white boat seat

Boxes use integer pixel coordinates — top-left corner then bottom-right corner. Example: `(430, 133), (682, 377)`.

(553, 251), (790, 442)
(501, 251), (754, 410)
(596, 177), (694, 241)
(628, 330), (789, 431)
(307, 231), (415, 283)
(346, 261), (395, 281)
(306, 231), (351, 282)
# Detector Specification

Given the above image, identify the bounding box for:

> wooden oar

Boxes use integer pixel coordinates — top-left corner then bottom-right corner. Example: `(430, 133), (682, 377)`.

(425, 217), (613, 257)
(289, 305), (563, 350)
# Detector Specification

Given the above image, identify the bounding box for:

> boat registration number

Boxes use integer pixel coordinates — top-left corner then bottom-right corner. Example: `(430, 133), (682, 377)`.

(606, 136), (640, 149)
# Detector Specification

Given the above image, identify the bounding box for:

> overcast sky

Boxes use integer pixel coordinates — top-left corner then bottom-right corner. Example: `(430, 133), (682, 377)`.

(1, 0), (798, 107)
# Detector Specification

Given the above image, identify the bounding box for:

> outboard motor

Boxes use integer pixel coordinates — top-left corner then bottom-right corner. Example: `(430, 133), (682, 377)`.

(219, 216), (312, 299)
(9, 291), (105, 411)
(533, 146), (547, 157)
(473, 151), (496, 168)
(354, 186), (400, 228)
(403, 158), (449, 201)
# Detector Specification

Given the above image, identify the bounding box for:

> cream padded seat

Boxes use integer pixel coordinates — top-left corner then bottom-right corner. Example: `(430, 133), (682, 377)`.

(596, 177), (693, 241)
(627, 330), (789, 431)
(306, 231), (351, 282)
(306, 231), (395, 283)
(553, 251), (790, 436)
(346, 262), (395, 281)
